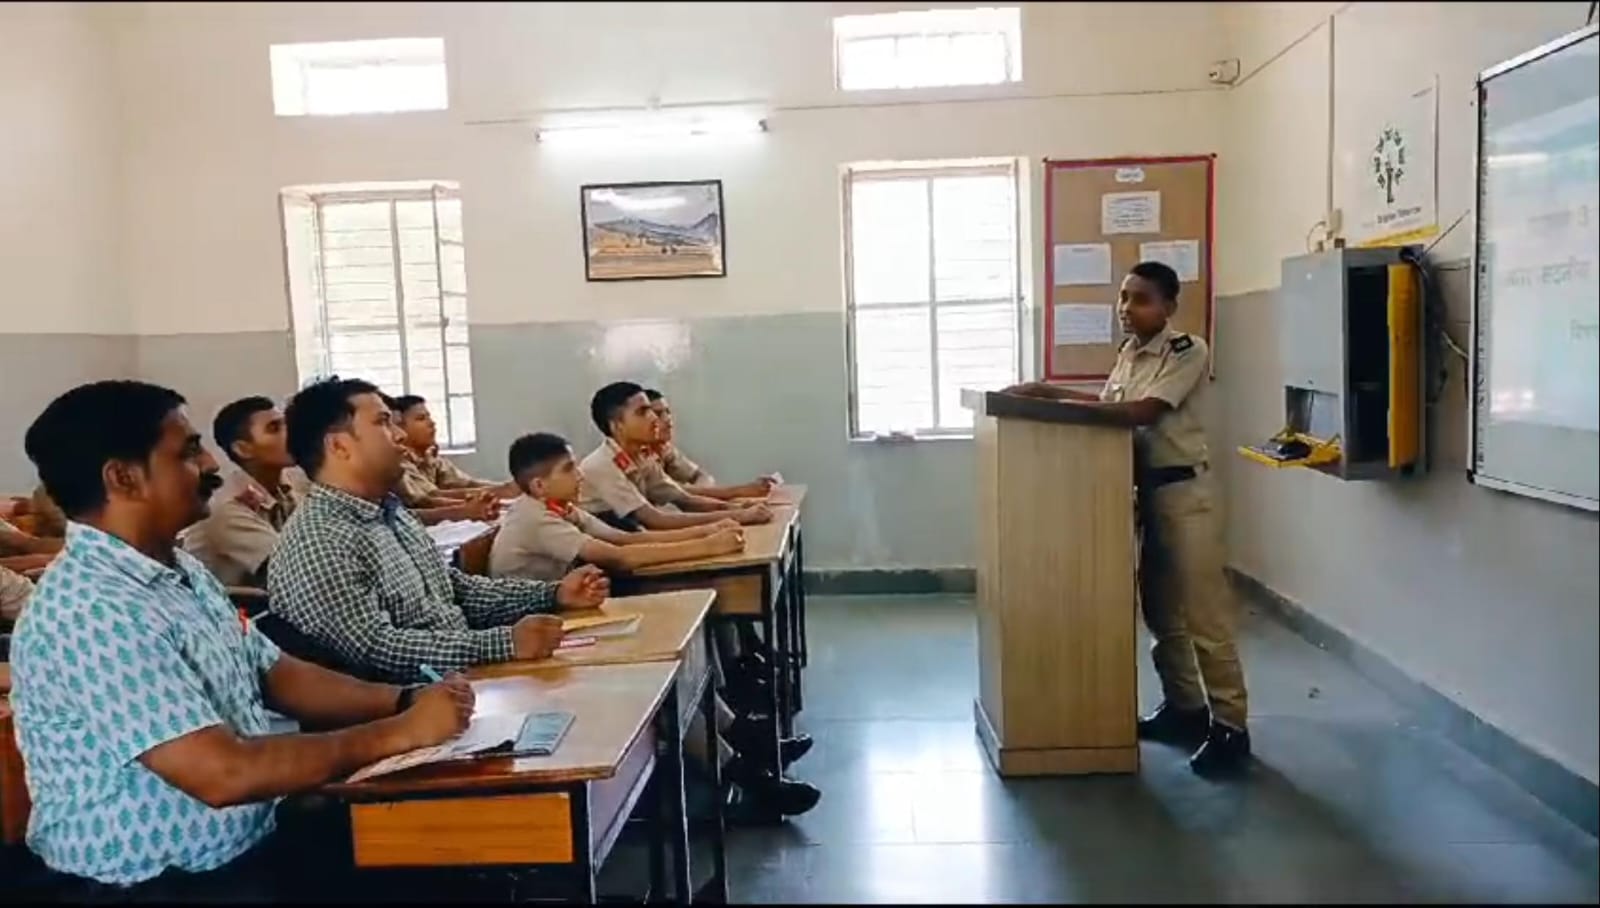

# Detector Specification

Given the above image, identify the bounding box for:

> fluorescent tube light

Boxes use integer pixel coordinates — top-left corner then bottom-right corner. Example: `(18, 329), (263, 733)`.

(537, 115), (767, 147)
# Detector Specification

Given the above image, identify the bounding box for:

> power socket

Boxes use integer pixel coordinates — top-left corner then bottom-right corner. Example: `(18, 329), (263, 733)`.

(1325, 207), (1343, 238)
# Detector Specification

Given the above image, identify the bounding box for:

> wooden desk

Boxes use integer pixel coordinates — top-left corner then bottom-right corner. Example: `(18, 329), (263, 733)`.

(457, 526), (498, 576)
(468, 590), (727, 901)
(767, 483), (807, 508)
(618, 504), (805, 757)
(472, 594), (717, 763)
(767, 484), (811, 682)
(326, 661), (686, 903)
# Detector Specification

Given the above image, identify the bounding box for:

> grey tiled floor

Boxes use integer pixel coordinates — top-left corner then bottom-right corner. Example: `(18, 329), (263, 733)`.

(724, 594), (1599, 904)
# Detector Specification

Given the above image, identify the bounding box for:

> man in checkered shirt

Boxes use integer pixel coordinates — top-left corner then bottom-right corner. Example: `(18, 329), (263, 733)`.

(267, 378), (608, 683)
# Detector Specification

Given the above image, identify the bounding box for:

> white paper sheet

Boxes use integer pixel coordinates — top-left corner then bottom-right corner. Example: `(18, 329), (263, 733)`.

(1137, 239), (1202, 282)
(1052, 243), (1112, 286)
(426, 519), (492, 553)
(1052, 304), (1115, 346)
(346, 712), (527, 784)
(1101, 191), (1161, 234)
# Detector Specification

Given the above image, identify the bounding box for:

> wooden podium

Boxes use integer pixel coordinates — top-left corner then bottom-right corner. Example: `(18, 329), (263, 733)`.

(964, 390), (1139, 776)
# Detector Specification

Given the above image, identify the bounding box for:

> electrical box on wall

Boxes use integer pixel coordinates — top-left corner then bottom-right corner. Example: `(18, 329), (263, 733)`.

(1238, 246), (1424, 480)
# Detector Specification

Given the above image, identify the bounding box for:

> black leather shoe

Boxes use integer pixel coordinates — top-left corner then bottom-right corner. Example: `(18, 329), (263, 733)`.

(1189, 722), (1252, 776)
(1136, 702), (1211, 746)
(725, 777), (822, 826)
(726, 716), (814, 769)
(779, 734), (814, 767)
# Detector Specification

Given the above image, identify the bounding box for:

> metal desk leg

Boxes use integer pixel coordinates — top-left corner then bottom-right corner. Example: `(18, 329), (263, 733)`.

(757, 576), (785, 778)
(769, 572), (795, 740)
(654, 685), (690, 903)
(794, 525), (809, 669)
(569, 787), (598, 904)
(699, 622), (729, 903)
(786, 547), (804, 718)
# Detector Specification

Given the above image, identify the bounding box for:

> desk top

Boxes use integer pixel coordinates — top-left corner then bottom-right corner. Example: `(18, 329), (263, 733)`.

(325, 661), (677, 801)
(768, 484), (807, 508)
(468, 591), (714, 677)
(630, 505), (798, 576)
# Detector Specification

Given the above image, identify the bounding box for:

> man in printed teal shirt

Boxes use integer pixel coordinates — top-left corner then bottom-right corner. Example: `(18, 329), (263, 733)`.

(12, 380), (476, 899)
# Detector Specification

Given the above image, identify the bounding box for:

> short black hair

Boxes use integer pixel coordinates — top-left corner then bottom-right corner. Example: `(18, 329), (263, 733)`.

(644, 388), (664, 403)
(590, 381), (645, 437)
(24, 380), (188, 519)
(391, 394), (426, 416)
(286, 377), (381, 477)
(379, 392), (400, 412)
(508, 432), (572, 489)
(1129, 261), (1181, 306)
(213, 396), (276, 466)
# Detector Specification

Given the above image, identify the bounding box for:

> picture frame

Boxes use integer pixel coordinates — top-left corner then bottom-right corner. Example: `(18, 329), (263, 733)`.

(579, 179), (727, 281)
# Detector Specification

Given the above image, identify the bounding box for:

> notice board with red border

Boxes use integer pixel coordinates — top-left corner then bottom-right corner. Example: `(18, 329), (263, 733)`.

(1043, 155), (1215, 381)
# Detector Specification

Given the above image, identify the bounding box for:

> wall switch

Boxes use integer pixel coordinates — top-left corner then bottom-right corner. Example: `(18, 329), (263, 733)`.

(1325, 207), (1343, 237)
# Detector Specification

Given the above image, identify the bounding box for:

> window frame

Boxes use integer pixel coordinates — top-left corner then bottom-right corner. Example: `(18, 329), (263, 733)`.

(279, 182), (478, 452)
(832, 6), (1023, 93)
(268, 37), (449, 118)
(842, 159), (1025, 441)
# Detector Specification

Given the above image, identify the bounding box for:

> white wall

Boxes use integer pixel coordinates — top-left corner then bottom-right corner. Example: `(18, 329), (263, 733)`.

(109, 1), (1227, 335)
(0, 3), (133, 490)
(1215, 1), (1599, 785)
(0, 2), (124, 335)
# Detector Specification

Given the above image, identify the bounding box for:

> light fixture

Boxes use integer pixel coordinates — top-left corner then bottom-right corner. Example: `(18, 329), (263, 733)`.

(536, 114), (767, 147)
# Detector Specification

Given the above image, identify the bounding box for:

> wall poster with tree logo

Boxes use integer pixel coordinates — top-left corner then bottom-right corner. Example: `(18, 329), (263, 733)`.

(1344, 79), (1439, 246)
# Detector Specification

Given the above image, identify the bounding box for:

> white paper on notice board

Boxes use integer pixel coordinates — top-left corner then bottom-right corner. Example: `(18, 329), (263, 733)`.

(1101, 191), (1161, 234)
(1138, 239), (1201, 282)
(1053, 304), (1115, 346)
(1052, 243), (1112, 286)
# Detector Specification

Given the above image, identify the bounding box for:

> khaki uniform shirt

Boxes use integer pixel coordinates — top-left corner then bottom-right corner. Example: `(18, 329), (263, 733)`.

(397, 447), (481, 506)
(490, 497), (611, 581)
(578, 439), (689, 518)
(1, 564), (33, 623)
(1101, 326), (1210, 469)
(652, 443), (715, 487)
(180, 470), (301, 587)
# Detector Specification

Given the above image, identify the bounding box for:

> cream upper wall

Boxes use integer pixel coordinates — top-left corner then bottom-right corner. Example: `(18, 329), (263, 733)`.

(1216, 0), (1593, 295)
(109, 1), (1227, 335)
(0, 3), (125, 335)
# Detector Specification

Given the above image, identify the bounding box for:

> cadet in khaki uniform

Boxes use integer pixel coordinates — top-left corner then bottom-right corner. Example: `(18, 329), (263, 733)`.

(180, 397), (303, 587)
(389, 394), (518, 502)
(579, 382), (773, 531)
(495, 431), (821, 820)
(1005, 260), (1250, 775)
(643, 389), (780, 501)
(491, 432), (746, 582)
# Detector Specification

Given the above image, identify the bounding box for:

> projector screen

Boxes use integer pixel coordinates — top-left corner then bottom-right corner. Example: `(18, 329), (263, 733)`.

(1471, 25), (1599, 512)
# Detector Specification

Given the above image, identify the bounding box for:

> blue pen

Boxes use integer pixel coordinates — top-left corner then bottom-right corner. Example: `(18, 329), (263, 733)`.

(419, 664), (444, 683)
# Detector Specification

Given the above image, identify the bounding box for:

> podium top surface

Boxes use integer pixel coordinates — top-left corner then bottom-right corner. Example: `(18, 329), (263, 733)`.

(960, 388), (1119, 426)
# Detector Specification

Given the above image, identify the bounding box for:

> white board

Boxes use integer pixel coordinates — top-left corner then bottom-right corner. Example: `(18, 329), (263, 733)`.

(1471, 25), (1600, 511)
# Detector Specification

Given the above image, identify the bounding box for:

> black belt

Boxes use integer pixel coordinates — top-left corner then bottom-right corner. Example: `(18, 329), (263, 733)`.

(1139, 464), (1202, 491)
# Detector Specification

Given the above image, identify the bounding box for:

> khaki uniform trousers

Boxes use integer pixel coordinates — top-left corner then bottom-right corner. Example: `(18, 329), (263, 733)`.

(1137, 470), (1249, 729)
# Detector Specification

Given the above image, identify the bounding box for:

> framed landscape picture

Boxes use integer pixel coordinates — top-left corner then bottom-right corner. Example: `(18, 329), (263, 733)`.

(580, 180), (727, 281)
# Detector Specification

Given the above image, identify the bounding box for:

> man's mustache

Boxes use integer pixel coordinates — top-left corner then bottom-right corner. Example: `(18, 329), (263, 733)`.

(198, 471), (224, 499)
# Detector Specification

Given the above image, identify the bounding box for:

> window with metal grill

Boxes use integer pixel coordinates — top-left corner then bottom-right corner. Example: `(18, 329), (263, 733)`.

(281, 182), (477, 450)
(844, 161), (1022, 437)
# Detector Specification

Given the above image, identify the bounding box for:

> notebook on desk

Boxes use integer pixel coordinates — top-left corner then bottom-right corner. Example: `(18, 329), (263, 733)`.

(347, 711), (575, 783)
(562, 612), (640, 638)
